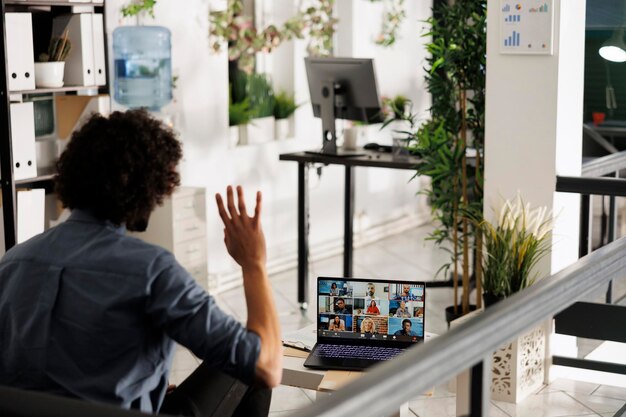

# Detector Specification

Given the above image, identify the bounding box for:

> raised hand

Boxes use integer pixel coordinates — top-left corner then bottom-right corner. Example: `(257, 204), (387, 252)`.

(215, 185), (266, 270)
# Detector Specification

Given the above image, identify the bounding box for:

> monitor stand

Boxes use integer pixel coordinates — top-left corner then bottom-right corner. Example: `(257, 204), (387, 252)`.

(306, 80), (365, 158)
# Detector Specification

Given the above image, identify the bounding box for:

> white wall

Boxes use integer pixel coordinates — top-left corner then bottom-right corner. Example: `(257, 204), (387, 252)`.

(105, 0), (432, 286)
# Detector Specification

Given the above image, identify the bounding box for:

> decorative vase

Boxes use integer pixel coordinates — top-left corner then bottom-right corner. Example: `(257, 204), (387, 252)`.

(491, 325), (546, 403)
(34, 62), (65, 88)
(453, 309), (547, 407)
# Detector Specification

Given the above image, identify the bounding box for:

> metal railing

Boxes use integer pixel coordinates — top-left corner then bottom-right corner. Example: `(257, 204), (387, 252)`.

(291, 236), (626, 417)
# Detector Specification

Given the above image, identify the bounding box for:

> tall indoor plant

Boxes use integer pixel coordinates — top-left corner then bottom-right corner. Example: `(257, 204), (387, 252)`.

(409, 0), (486, 319)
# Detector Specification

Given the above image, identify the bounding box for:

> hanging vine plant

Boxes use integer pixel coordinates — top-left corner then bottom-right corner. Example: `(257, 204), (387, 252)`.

(209, 0), (407, 73)
(121, 0), (157, 18)
(367, 0), (406, 46)
(209, 0), (337, 73)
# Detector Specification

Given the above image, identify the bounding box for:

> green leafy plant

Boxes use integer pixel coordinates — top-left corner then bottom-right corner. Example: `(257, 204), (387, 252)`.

(407, 0), (486, 316)
(229, 98), (251, 126)
(247, 73), (275, 119)
(273, 91), (299, 120)
(480, 195), (552, 300)
(38, 30), (72, 62)
(121, 0), (157, 18)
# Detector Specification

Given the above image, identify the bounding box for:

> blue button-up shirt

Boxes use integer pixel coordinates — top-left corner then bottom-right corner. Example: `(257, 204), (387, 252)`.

(0, 210), (260, 412)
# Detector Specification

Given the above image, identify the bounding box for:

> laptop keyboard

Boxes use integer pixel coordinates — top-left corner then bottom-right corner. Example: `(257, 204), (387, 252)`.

(313, 344), (404, 361)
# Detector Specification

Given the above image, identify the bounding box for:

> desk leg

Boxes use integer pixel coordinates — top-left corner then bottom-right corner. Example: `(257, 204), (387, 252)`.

(298, 162), (309, 310)
(344, 166), (354, 277)
(389, 402), (410, 417)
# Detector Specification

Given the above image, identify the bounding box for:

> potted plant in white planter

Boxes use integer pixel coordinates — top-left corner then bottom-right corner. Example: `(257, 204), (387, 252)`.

(480, 195), (553, 403)
(35, 29), (71, 88)
(229, 98), (251, 147)
(273, 91), (299, 140)
(382, 95), (415, 157)
(246, 73), (275, 145)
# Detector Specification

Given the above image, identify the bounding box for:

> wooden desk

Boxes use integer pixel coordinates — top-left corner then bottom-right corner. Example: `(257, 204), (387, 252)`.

(279, 150), (423, 310)
(281, 348), (411, 417)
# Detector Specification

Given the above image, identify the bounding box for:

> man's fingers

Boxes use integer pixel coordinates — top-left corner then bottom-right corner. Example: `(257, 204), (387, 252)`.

(254, 191), (262, 224)
(215, 193), (231, 225)
(226, 186), (240, 222)
(236, 186), (249, 220)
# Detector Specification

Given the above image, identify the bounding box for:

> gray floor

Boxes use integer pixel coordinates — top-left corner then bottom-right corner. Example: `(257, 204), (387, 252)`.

(170, 223), (626, 417)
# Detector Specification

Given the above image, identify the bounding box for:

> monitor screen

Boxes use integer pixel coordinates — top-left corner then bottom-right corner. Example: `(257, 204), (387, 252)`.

(305, 57), (383, 123)
(317, 277), (426, 345)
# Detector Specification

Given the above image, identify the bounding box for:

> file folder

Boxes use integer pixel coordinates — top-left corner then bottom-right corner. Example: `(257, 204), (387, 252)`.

(52, 14), (95, 86)
(17, 189), (45, 244)
(5, 13), (36, 92)
(92, 14), (107, 86)
(10, 102), (38, 181)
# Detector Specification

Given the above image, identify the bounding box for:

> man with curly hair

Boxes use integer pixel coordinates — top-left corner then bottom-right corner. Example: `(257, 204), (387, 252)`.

(0, 110), (281, 417)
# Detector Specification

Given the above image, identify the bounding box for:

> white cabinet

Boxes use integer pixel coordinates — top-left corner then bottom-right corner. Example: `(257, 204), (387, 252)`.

(135, 187), (209, 291)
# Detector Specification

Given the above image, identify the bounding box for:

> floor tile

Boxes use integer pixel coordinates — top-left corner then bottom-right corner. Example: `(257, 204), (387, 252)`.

(540, 379), (600, 396)
(269, 385), (313, 412)
(566, 392), (626, 414)
(492, 391), (597, 417)
(408, 396), (510, 417)
(592, 385), (626, 401)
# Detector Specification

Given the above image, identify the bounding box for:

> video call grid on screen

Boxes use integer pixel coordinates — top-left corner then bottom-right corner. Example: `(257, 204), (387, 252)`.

(317, 277), (426, 344)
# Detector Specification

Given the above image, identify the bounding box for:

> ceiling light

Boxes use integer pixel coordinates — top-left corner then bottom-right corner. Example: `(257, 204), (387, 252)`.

(599, 29), (626, 62)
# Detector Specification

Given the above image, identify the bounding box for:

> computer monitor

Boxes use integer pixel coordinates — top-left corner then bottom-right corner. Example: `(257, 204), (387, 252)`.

(305, 57), (383, 155)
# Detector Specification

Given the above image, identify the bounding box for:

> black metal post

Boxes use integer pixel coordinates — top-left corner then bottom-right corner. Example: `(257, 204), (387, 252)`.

(343, 166), (354, 277)
(297, 162), (309, 310)
(0, 1), (16, 250)
(469, 358), (490, 417)
(579, 195), (591, 258)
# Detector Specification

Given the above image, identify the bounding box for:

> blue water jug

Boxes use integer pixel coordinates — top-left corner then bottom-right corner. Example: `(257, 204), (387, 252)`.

(113, 26), (172, 110)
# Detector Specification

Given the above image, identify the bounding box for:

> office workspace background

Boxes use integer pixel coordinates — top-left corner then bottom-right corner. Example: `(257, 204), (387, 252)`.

(103, 0), (433, 291)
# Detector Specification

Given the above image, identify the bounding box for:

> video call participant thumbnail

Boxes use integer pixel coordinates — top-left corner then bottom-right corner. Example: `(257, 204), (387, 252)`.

(388, 317), (424, 338)
(391, 284), (423, 301)
(319, 314), (353, 333)
(333, 297), (352, 314)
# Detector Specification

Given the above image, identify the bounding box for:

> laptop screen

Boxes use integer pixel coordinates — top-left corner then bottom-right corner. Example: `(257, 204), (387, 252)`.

(317, 277), (426, 345)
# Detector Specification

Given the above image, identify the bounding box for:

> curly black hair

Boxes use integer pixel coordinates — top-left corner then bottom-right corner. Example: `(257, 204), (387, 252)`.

(55, 109), (182, 231)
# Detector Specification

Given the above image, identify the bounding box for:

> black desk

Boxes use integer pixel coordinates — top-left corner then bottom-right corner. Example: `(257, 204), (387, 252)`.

(279, 150), (423, 309)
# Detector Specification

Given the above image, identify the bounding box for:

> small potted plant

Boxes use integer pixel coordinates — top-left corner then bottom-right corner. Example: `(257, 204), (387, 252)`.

(246, 73), (275, 145)
(229, 98), (251, 147)
(35, 29), (71, 88)
(273, 91), (299, 140)
(480, 194), (553, 307)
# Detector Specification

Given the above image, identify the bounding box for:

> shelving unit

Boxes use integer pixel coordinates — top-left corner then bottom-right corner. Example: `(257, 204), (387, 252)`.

(0, 0), (109, 250)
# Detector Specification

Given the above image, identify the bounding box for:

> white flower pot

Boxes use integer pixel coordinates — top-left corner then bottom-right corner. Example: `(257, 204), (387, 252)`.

(275, 118), (290, 140)
(34, 62), (65, 88)
(229, 126), (240, 147)
(238, 125), (248, 146)
(247, 116), (274, 145)
(491, 325), (546, 403)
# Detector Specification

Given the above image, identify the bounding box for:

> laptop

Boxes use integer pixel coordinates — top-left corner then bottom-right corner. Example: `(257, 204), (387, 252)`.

(303, 277), (426, 371)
